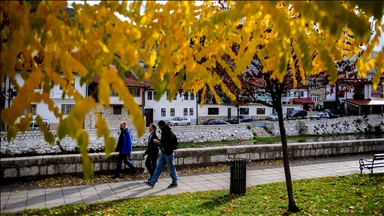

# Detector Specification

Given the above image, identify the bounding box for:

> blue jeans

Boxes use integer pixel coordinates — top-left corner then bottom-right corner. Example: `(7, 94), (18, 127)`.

(149, 152), (178, 185)
(114, 154), (137, 177)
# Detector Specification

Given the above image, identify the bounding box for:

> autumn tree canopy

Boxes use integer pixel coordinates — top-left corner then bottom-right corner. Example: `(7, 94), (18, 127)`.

(1, 1), (383, 180)
(200, 16), (371, 211)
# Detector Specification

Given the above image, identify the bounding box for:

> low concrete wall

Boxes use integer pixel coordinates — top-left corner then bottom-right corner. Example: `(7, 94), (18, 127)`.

(1, 139), (383, 179)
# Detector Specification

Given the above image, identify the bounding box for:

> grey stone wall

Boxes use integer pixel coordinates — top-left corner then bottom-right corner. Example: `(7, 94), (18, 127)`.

(84, 104), (134, 130)
(1, 139), (383, 178)
(266, 114), (384, 136)
(0, 125), (253, 156)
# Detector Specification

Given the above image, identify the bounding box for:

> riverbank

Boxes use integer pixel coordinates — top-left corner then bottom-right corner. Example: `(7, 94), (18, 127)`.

(1, 139), (383, 179)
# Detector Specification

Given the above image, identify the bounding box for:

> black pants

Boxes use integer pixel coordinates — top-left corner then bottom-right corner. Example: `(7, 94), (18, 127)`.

(145, 152), (159, 178)
(114, 153), (137, 177)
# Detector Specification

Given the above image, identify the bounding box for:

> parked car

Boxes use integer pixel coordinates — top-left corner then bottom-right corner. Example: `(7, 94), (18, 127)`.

(203, 119), (230, 125)
(324, 109), (340, 118)
(30, 119), (50, 131)
(167, 117), (191, 126)
(309, 112), (330, 120)
(232, 115), (253, 124)
(287, 110), (307, 119)
(267, 113), (287, 121)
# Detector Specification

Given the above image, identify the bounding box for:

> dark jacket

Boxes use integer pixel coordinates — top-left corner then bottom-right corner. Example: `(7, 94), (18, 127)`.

(159, 125), (174, 155)
(115, 128), (133, 155)
(145, 132), (159, 155)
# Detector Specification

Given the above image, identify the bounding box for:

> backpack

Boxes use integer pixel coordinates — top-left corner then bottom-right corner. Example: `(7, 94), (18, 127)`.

(170, 131), (179, 150)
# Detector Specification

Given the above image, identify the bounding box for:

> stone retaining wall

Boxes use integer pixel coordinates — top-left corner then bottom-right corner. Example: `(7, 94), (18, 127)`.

(0, 125), (254, 156)
(2, 114), (383, 157)
(266, 114), (384, 136)
(1, 139), (383, 179)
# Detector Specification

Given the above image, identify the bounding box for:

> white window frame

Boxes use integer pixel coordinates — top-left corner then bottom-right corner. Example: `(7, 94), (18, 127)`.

(240, 108), (249, 115)
(62, 104), (74, 115)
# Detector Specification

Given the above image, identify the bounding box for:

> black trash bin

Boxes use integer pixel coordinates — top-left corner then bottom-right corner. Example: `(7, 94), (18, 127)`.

(226, 158), (250, 195)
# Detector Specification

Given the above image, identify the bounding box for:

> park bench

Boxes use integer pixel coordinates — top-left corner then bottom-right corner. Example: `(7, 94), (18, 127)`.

(359, 153), (384, 174)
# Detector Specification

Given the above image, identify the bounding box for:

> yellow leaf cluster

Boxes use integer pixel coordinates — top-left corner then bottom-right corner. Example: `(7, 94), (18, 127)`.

(1, 0), (383, 179)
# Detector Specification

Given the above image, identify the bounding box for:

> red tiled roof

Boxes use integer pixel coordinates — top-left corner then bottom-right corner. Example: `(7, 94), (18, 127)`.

(293, 98), (314, 104)
(91, 64), (151, 87)
(345, 97), (384, 106)
(91, 75), (150, 88)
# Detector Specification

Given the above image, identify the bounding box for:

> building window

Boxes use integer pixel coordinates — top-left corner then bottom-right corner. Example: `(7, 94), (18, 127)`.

(170, 108), (175, 116)
(311, 94), (319, 102)
(356, 88), (364, 95)
(173, 94), (177, 100)
(308, 80), (319, 89)
(130, 88), (141, 97)
(23, 104), (37, 115)
(183, 108), (188, 116)
(161, 108), (166, 116)
(60, 78), (75, 90)
(110, 88), (118, 97)
(154, 91), (157, 99)
(190, 93), (195, 100)
(166, 91), (170, 100)
(62, 104), (74, 115)
(113, 105), (122, 115)
(240, 108), (249, 115)
(257, 108), (265, 115)
(189, 108), (194, 116)
(184, 92), (189, 100)
(208, 108), (219, 115)
(147, 91), (153, 100)
(294, 91), (304, 97)
(287, 108), (294, 115)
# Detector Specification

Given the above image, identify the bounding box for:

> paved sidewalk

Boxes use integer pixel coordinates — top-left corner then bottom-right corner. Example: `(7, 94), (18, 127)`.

(0, 154), (375, 214)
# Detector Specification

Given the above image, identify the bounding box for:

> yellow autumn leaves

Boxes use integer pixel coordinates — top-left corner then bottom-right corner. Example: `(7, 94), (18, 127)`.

(1, 1), (383, 180)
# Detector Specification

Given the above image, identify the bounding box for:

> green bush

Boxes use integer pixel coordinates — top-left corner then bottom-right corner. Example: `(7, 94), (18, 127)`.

(374, 125), (383, 135)
(295, 121), (308, 135)
(263, 126), (272, 135)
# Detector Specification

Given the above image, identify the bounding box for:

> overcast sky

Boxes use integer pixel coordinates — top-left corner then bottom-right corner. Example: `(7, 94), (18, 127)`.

(66, 1), (383, 52)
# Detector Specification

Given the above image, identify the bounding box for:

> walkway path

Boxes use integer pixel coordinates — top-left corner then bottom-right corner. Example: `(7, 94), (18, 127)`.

(0, 154), (375, 214)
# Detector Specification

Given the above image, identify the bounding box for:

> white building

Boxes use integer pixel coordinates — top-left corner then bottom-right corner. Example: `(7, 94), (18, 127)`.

(5, 71), (86, 130)
(144, 90), (198, 125)
(198, 103), (302, 123)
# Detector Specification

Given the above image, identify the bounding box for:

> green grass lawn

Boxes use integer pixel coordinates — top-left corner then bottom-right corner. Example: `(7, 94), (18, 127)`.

(253, 136), (313, 144)
(5, 173), (383, 215)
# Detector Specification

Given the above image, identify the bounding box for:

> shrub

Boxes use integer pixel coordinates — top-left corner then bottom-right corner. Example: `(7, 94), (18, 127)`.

(367, 124), (373, 132)
(374, 125), (383, 135)
(295, 121), (308, 135)
(263, 126), (272, 135)
(252, 131), (257, 139)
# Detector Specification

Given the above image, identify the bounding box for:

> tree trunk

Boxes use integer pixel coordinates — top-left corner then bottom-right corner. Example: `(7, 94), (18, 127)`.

(276, 107), (299, 212)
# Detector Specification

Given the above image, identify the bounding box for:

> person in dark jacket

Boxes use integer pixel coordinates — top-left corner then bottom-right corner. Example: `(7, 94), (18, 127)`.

(143, 123), (159, 181)
(112, 121), (138, 179)
(145, 120), (178, 188)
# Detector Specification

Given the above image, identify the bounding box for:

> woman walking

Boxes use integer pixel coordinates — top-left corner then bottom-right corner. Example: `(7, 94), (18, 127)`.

(143, 123), (159, 181)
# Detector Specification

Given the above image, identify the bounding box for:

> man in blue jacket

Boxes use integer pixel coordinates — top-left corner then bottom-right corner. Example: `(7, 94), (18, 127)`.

(112, 121), (138, 179)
